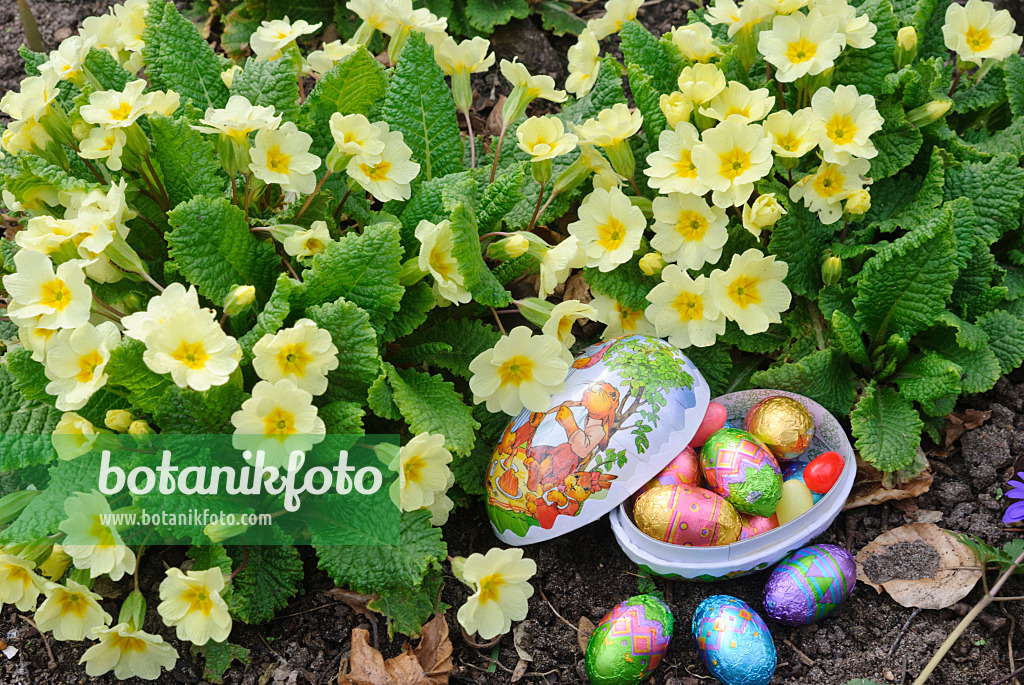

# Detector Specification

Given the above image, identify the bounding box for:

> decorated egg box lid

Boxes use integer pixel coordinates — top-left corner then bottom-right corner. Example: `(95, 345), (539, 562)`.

(485, 335), (711, 546)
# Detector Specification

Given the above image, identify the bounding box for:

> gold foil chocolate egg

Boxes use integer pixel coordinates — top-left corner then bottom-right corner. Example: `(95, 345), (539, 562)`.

(744, 396), (814, 460)
(633, 485), (741, 547)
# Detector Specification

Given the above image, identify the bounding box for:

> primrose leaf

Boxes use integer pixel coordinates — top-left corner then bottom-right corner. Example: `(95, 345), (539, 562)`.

(768, 197), (836, 297)
(871, 98), (923, 180)
(0, 365), (61, 472)
(0, 457), (102, 543)
(619, 21), (677, 96)
(894, 352), (963, 412)
(149, 114), (227, 207)
(153, 383), (246, 434)
(749, 347), (857, 417)
(195, 641), (250, 684)
(833, 0), (898, 95)
(141, 0), (229, 109)
(383, 363), (479, 457)
(943, 154), (1024, 245)
(368, 568), (447, 639)
(226, 544), (303, 624)
(449, 199), (513, 308)
(465, 0), (531, 32)
(230, 50), (302, 123)
(416, 318), (502, 379)
(850, 381), (923, 472)
(477, 161), (527, 234)
(303, 47), (387, 122)
(1004, 53), (1024, 117)
(307, 297), (382, 404)
(237, 274), (302, 364)
(830, 310), (870, 366)
(977, 310), (1024, 375)
(105, 338), (175, 415)
(537, 0), (587, 35)
(84, 48), (132, 91)
(382, 282), (436, 344)
(628, 63), (669, 144)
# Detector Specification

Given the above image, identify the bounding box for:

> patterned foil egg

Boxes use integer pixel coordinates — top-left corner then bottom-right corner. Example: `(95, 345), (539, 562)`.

(781, 461), (823, 504)
(585, 594), (674, 685)
(739, 513), (779, 540)
(692, 595), (776, 685)
(700, 429), (783, 517)
(634, 485), (741, 546)
(743, 396), (815, 460)
(763, 544), (857, 625)
(638, 446), (702, 494)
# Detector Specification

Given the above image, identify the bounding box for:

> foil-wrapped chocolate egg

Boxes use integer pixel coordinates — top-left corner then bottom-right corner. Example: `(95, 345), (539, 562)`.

(585, 594), (674, 685)
(739, 513), (779, 540)
(763, 544), (857, 625)
(700, 428), (782, 517)
(781, 462), (823, 504)
(744, 396), (815, 460)
(692, 595), (776, 685)
(639, 446), (701, 494)
(634, 485), (741, 546)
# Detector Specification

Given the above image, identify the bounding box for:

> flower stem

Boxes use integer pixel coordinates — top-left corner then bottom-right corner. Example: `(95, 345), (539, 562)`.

(490, 124), (508, 183)
(465, 110), (477, 169)
(949, 69), (962, 97)
(528, 179), (547, 230)
(295, 169), (332, 223)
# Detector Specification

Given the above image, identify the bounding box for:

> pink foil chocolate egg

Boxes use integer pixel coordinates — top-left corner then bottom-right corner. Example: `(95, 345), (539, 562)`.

(639, 446), (702, 494)
(739, 513), (780, 540)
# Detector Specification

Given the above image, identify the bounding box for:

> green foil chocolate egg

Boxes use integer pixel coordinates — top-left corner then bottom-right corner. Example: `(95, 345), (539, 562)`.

(585, 594), (674, 685)
(700, 428), (783, 517)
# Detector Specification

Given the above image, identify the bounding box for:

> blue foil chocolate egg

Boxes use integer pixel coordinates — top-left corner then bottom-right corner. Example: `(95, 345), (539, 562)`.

(692, 595), (775, 685)
(763, 544), (857, 625)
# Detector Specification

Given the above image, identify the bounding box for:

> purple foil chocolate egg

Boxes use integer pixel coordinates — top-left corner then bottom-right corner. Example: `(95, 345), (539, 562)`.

(763, 544), (857, 625)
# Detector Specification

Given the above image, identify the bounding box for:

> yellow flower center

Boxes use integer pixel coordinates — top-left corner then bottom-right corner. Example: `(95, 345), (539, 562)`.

(477, 572), (505, 604)
(497, 355), (535, 386)
(265, 146), (291, 173)
(182, 585), (215, 616)
(827, 115), (857, 145)
(171, 340), (210, 370)
(719, 148), (751, 181)
(964, 25), (993, 52)
(57, 591), (90, 618)
(361, 160), (392, 182)
(305, 239), (323, 253)
(108, 101), (134, 121)
(786, 38), (818, 63)
(727, 275), (761, 307)
(674, 150), (698, 178)
(618, 306), (643, 331)
(109, 634), (149, 653)
(675, 210), (709, 241)
(87, 516), (118, 546)
(775, 132), (801, 152)
(556, 318), (574, 341)
(813, 166), (847, 198)
(263, 407), (297, 438)
(276, 343), (314, 376)
(672, 291), (704, 321)
(275, 31), (290, 40)
(403, 453), (426, 484)
(5, 564), (31, 588)
(99, 133), (117, 152)
(596, 217), (627, 251)
(76, 350), (105, 383)
(429, 246), (458, 280)
(724, 104), (751, 118)
(40, 278), (72, 311)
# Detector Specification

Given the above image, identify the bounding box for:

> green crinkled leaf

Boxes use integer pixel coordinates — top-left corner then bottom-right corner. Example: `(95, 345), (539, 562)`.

(368, 567), (447, 639)
(5, 346), (53, 406)
(383, 282), (436, 344)
(584, 255), (660, 314)
(971, 117), (1024, 160)
(142, 0), (230, 109)
(942, 153), (1024, 244)
(5, 155), (97, 204)
(682, 345), (732, 398)
(894, 352), (963, 412)
(0, 365), (61, 473)
(302, 47), (386, 123)
(389, 342), (455, 366)
(1004, 53), (1024, 117)
(0, 457), (102, 543)
(319, 400), (366, 434)
(933, 310), (988, 349)
(853, 206), (958, 342)
(537, 0), (587, 35)
(226, 544), (303, 624)
(188, 544), (233, 574)
(619, 21), (677, 96)
(453, 437), (494, 495)
(307, 297), (381, 404)
(943, 341), (1002, 393)
(18, 46), (45, 76)
(230, 51), (302, 123)
(167, 196), (280, 303)
(951, 234), (999, 318)
(382, 33), (464, 181)
(466, 0), (530, 31)
(977, 310), (1024, 374)
(872, 98), (923, 180)
(850, 381), (923, 472)
(195, 642), (250, 684)
(449, 200), (513, 308)
(383, 363), (479, 457)
(952, 64), (1006, 114)
(368, 372), (402, 420)
(106, 338), (175, 415)
(477, 162), (527, 234)
(833, 0), (898, 95)
(628, 63), (669, 144)
(919, 0), (954, 61)
(149, 114), (227, 207)
(397, 172), (473, 257)
(831, 310), (870, 365)
(768, 197), (835, 297)
(238, 273), (302, 364)
(83, 48), (132, 92)
(298, 221), (405, 332)
(153, 383), (246, 434)
(416, 318), (502, 379)
(749, 347), (857, 417)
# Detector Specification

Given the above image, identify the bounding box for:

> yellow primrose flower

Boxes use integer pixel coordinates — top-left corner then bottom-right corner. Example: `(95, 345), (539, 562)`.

(693, 115), (774, 208)
(14, 215), (80, 255)
(157, 568), (232, 646)
(79, 79), (151, 128)
(389, 432), (454, 511)
(386, 0), (448, 46)
(469, 327), (569, 415)
(761, 0), (812, 14)
(809, 84), (884, 164)
(283, 221), (332, 259)
(757, 9), (846, 83)
(250, 121), (321, 194)
(120, 282), (201, 344)
(426, 470), (456, 525)
(105, 409), (134, 433)
(2, 117), (53, 157)
(651, 193), (729, 270)
(52, 412), (100, 460)
(659, 92), (694, 129)
(542, 300), (598, 348)
(943, 0), (1022, 66)
(20, 325), (57, 363)
(44, 322), (121, 411)
(346, 121), (421, 202)
(700, 80), (776, 123)
(192, 95), (282, 144)
(456, 548), (537, 640)
(590, 292), (657, 339)
(568, 187), (647, 272)
(80, 623), (179, 680)
(573, 103), (644, 148)
(790, 157), (872, 224)
(38, 545), (73, 581)
(79, 11), (120, 55)
(35, 579), (112, 641)
(307, 40), (358, 77)
(230, 379), (326, 466)
(39, 35), (95, 83)
(579, 145), (626, 190)
(0, 71), (60, 122)
(646, 266), (726, 348)
(220, 64), (242, 88)
(670, 22), (723, 62)
(416, 219), (472, 306)
(539, 236), (586, 298)
(566, 29), (601, 98)
(706, 0), (774, 38)
(810, 0), (878, 49)
(111, 0), (149, 53)
(79, 126), (126, 171)
(435, 36), (495, 76)
(0, 554), (46, 611)
(252, 319), (339, 395)
(742, 193), (787, 235)
(3, 250), (91, 330)
(677, 63), (727, 105)
(763, 109), (818, 157)
(328, 112), (386, 167)
(846, 187), (871, 215)
(588, 0), (645, 40)
(142, 308), (241, 391)
(639, 252), (666, 276)
(59, 491), (137, 581)
(710, 248), (791, 334)
(350, 0), (399, 35)
(250, 16), (323, 61)
(500, 58), (567, 104)
(516, 116), (578, 162)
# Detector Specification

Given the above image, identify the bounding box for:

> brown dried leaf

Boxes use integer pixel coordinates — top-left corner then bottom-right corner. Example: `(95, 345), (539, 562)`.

(384, 651), (431, 685)
(413, 614), (453, 685)
(855, 523), (982, 610)
(561, 273), (592, 305)
(576, 616), (595, 654)
(340, 616), (453, 685)
(511, 659), (530, 683)
(843, 455), (933, 510)
(486, 95), (507, 138)
(339, 628), (391, 685)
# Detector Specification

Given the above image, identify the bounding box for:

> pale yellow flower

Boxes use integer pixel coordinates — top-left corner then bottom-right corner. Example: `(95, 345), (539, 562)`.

(79, 79), (150, 128)
(943, 0), (1022, 66)
(250, 17), (323, 61)
(706, 0), (774, 38)
(389, 432), (453, 511)
(469, 327), (569, 415)
(646, 266), (726, 348)
(39, 35), (95, 83)
(516, 116), (578, 161)
(434, 36), (495, 76)
(809, 84), (884, 164)
(105, 409), (134, 433)
(59, 491), (137, 581)
(644, 123), (709, 196)
(898, 26), (918, 52)
(456, 548), (537, 640)
(250, 121), (321, 194)
(416, 219), (472, 305)
(671, 22), (723, 62)
(0, 71), (60, 122)
(538, 236), (586, 298)
(79, 126), (126, 171)
(742, 193), (787, 235)
(590, 292), (657, 339)
(36, 579), (112, 641)
(52, 412), (100, 461)
(80, 623), (178, 680)
(3, 250), (91, 329)
(230, 379), (326, 466)
(710, 248), (791, 334)
(589, 0), (645, 40)
(757, 9), (846, 83)
(38, 545), (72, 581)
(142, 308), (241, 391)
(763, 109), (818, 157)
(426, 470), (456, 525)
(44, 322), (121, 411)
(651, 193), (729, 270)
(693, 116), (774, 208)
(157, 568), (231, 646)
(0, 554), (46, 611)
(567, 187), (647, 272)
(677, 63), (727, 105)
(111, 0), (148, 53)
(252, 319), (339, 395)
(500, 58), (567, 103)
(192, 95), (282, 144)
(761, 0), (812, 14)
(14, 215), (80, 254)
(810, 0), (878, 49)
(846, 188), (871, 215)
(566, 29), (601, 97)
(220, 64), (242, 88)
(79, 12), (121, 56)
(20, 324), (57, 363)
(659, 92), (693, 129)
(639, 252), (666, 276)
(346, 122), (420, 202)
(572, 103), (643, 148)
(328, 112), (385, 164)
(120, 282), (201, 344)
(542, 300), (598, 348)
(282, 221), (332, 259)
(790, 157), (872, 224)
(350, 0), (399, 34)
(307, 40), (358, 77)
(386, 0), (448, 44)
(700, 80), (776, 123)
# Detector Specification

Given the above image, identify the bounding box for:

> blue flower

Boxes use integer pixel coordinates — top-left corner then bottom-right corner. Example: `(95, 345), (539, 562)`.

(1004, 471), (1024, 524)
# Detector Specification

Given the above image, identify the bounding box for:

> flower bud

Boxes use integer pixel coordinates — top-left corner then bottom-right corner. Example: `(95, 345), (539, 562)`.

(845, 189), (871, 216)
(105, 409), (135, 433)
(659, 92), (693, 129)
(487, 234), (530, 260)
(531, 157), (553, 185)
(39, 545), (72, 581)
(907, 100), (951, 127)
(128, 420), (154, 437)
(223, 284), (256, 316)
(897, 26), (917, 53)
(0, 490), (40, 526)
(204, 520), (249, 543)
(220, 64), (242, 88)
(119, 590), (147, 631)
(639, 252), (665, 276)
(605, 139), (636, 182)
(516, 297), (556, 328)
(822, 255), (842, 286)
(741, 193), (786, 236)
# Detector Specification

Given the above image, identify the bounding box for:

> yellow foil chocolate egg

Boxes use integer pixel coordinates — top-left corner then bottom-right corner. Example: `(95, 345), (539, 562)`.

(776, 479), (815, 524)
(744, 396), (815, 460)
(634, 485), (741, 546)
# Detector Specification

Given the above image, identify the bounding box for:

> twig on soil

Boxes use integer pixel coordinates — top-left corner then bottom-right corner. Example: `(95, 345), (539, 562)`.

(994, 664), (1024, 685)
(889, 607), (922, 657)
(999, 603), (1019, 685)
(684, 664), (715, 679)
(783, 638), (815, 667)
(273, 601), (345, 620)
(537, 586), (582, 634)
(17, 614), (56, 670)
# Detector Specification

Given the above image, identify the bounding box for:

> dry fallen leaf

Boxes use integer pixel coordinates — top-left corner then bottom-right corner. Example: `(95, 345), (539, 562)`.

(577, 616), (595, 654)
(413, 615), (453, 685)
(843, 455), (933, 510)
(855, 523), (982, 610)
(339, 616), (453, 685)
(340, 628), (391, 685)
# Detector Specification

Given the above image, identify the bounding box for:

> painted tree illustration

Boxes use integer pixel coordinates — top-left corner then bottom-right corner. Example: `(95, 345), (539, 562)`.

(583, 337), (697, 473)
